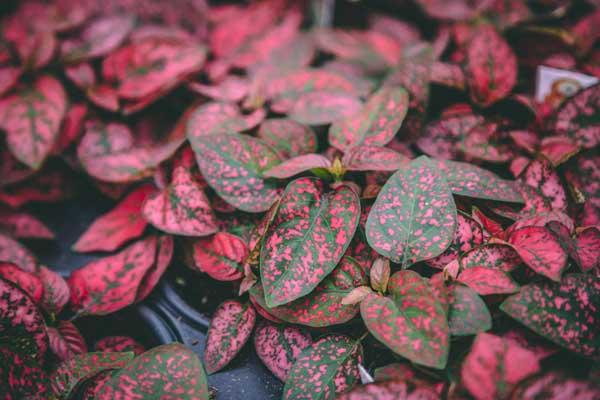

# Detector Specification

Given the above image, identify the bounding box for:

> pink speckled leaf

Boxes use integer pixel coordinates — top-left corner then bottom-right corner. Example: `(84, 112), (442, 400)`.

(459, 244), (522, 272)
(575, 227), (600, 272)
(457, 266), (520, 295)
(0, 75), (67, 169)
(73, 184), (154, 253)
(0, 263), (43, 303)
(508, 226), (568, 281)
(342, 146), (409, 172)
(426, 213), (484, 269)
(416, 113), (484, 160)
(258, 119), (317, 159)
(500, 274), (600, 359)
(260, 178), (360, 307)
(142, 167), (217, 236)
(539, 136), (580, 167)
(337, 380), (439, 400)
(366, 156), (456, 268)
(510, 372), (600, 399)
(461, 333), (540, 400)
(283, 335), (363, 400)
(186, 102), (265, 139)
(465, 24), (517, 107)
(263, 154), (331, 179)
(250, 256), (368, 327)
(328, 86), (409, 151)
(448, 284), (492, 336)
(204, 300), (256, 374)
(38, 266), (70, 314)
(191, 133), (281, 212)
(95, 343), (209, 399)
(48, 320), (87, 362)
(0, 232), (37, 272)
(360, 270), (450, 369)
(191, 232), (247, 281)
(520, 158), (567, 212)
(94, 336), (145, 356)
(0, 277), (49, 398)
(0, 208), (54, 239)
(430, 61), (465, 90)
(290, 91), (363, 126)
(188, 76), (249, 102)
(253, 320), (312, 381)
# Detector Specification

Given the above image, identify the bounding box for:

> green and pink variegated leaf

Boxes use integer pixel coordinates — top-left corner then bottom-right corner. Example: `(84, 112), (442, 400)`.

(464, 24), (517, 107)
(457, 266), (520, 295)
(135, 235), (173, 302)
(459, 244), (522, 272)
(260, 178), (360, 307)
(426, 213), (484, 269)
(191, 133), (281, 212)
(251, 256), (368, 327)
(96, 343), (209, 399)
(0, 263), (43, 303)
(191, 232), (247, 281)
(204, 300), (256, 374)
(416, 113), (484, 160)
(0, 232), (38, 272)
(48, 320), (87, 361)
(508, 226), (568, 282)
(73, 184), (155, 252)
(290, 91), (363, 126)
(283, 335), (363, 400)
(431, 61), (465, 90)
(142, 167), (218, 236)
(447, 284), (492, 336)
(500, 274), (600, 359)
(436, 159), (523, 203)
(50, 352), (134, 399)
(94, 336), (145, 356)
(575, 227), (600, 272)
(263, 154), (331, 179)
(0, 277), (49, 398)
(510, 372), (600, 399)
(253, 320), (312, 381)
(360, 270), (450, 369)
(342, 146), (409, 172)
(38, 266), (70, 314)
(336, 380), (439, 400)
(186, 102), (265, 139)
(461, 333), (540, 400)
(539, 136), (580, 167)
(0, 75), (67, 169)
(508, 211), (574, 235)
(366, 156), (456, 268)
(258, 118), (318, 159)
(520, 158), (567, 212)
(373, 362), (443, 393)
(328, 86), (409, 151)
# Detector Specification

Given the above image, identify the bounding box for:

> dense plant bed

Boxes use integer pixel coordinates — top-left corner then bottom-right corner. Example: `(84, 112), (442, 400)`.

(0, 0), (599, 399)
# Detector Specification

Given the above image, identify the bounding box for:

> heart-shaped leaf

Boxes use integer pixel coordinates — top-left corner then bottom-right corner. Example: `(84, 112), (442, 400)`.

(191, 133), (281, 212)
(94, 336), (145, 356)
(283, 335), (363, 400)
(290, 91), (363, 126)
(500, 274), (600, 359)
(461, 333), (540, 400)
(260, 177), (360, 307)
(191, 232), (247, 281)
(448, 284), (492, 336)
(360, 270), (450, 369)
(457, 266), (520, 295)
(204, 300), (256, 374)
(0, 75), (67, 169)
(520, 158), (567, 212)
(48, 320), (87, 361)
(73, 184), (154, 252)
(258, 118), (317, 159)
(253, 320), (312, 381)
(95, 343), (209, 399)
(366, 156), (456, 268)
(263, 154), (331, 179)
(329, 86), (409, 151)
(336, 380), (439, 400)
(142, 167), (217, 236)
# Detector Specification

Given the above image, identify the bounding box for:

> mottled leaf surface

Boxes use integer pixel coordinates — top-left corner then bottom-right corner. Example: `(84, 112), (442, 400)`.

(94, 336), (145, 356)
(342, 146), (409, 172)
(48, 320), (87, 361)
(448, 284), (492, 336)
(258, 118), (317, 159)
(0, 232), (37, 272)
(290, 91), (363, 126)
(336, 380), (439, 400)
(191, 232), (247, 281)
(264, 154), (331, 179)
(457, 266), (520, 295)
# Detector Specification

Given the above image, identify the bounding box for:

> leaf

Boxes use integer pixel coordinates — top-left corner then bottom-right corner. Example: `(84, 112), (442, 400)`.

(258, 118), (317, 159)
(436, 159), (524, 203)
(0, 75), (67, 169)
(336, 380), (439, 400)
(290, 91), (363, 126)
(142, 167), (217, 236)
(188, 76), (250, 102)
(251, 256), (368, 327)
(520, 158), (567, 211)
(459, 244), (522, 272)
(283, 335), (363, 400)
(426, 213), (484, 269)
(73, 184), (154, 252)
(204, 300), (256, 374)
(50, 352), (133, 399)
(575, 227), (600, 272)
(191, 232), (247, 281)
(510, 372), (600, 399)
(461, 333), (540, 400)
(0, 208), (54, 239)
(0, 277), (49, 398)
(508, 226), (568, 282)
(95, 343), (209, 399)
(370, 258), (390, 293)
(0, 232), (37, 272)
(263, 154), (331, 179)
(38, 266), (70, 314)
(431, 61), (465, 90)
(253, 320), (312, 381)
(465, 24), (517, 106)
(448, 284), (492, 336)
(48, 320), (87, 361)
(366, 156), (456, 268)
(457, 266), (520, 295)
(0, 263), (43, 303)
(342, 146), (409, 172)
(360, 270), (450, 369)
(341, 286), (373, 305)
(186, 102), (266, 139)
(500, 274), (600, 359)
(94, 336), (145, 356)
(328, 86), (409, 151)
(191, 133), (281, 212)
(260, 177), (360, 307)
(416, 113), (484, 160)
(539, 136), (580, 167)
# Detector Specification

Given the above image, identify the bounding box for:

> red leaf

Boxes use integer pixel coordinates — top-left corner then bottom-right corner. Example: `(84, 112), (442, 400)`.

(191, 232), (247, 281)
(135, 234), (173, 302)
(459, 244), (522, 272)
(575, 227), (600, 272)
(0, 66), (22, 97)
(337, 380), (439, 400)
(461, 333), (540, 400)
(73, 184), (154, 253)
(0, 208), (54, 239)
(508, 226), (568, 281)
(520, 158), (567, 212)
(457, 266), (520, 295)
(263, 154), (331, 179)
(540, 136), (580, 166)
(48, 320), (87, 361)
(0, 232), (37, 272)
(253, 320), (312, 381)
(38, 266), (70, 314)
(0, 75), (67, 169)
(204, 300), (256, 374)
(0, 263), (43, 303)
(430, 61), (465, 90)
(52, 103), (87, 156)
(426, 213), (484, 269)
(94, 336), (145, 356)
(290, 91), (363, 126)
